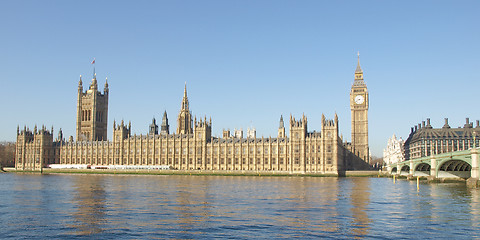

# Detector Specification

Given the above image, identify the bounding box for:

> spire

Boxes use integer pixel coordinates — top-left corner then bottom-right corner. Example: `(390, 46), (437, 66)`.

(279, 115), (284, 129)
(184, 82), (187, 98)
(104, 77), (109, 93)
(353, 52), (366, 87)
(78, 75), (83, 93)
(355, 51), (363, 73)
(181, 82), (189, 111)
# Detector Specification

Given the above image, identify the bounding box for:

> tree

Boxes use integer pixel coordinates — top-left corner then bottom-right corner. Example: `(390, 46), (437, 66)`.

(0, 142), (15, 168)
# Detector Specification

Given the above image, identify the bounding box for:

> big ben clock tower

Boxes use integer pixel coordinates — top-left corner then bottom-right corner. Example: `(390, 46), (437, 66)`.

(350, 53), (369, 163)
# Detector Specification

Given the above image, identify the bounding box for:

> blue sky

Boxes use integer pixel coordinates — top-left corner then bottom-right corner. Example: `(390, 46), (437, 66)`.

(1, 1), (479, 157)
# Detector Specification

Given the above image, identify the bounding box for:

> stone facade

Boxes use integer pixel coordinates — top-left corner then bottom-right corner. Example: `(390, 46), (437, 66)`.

(15, 125), (60, 171)
(16, 58), (370, 173)
(383, 134), (405, 165)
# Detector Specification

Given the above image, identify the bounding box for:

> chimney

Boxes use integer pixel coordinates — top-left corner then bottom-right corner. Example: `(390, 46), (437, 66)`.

(426, 118), (432, 129)
(443, 118), (450, 128)
(477, 120), (479, 128)
(464, 118), (472, 128)
(422, 121), (425, 128)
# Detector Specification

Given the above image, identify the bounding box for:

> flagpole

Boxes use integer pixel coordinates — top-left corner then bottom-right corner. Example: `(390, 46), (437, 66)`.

(92, 57), (96, 78)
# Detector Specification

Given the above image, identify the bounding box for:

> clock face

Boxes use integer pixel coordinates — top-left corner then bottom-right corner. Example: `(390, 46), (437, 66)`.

(355, 95), (364, 104)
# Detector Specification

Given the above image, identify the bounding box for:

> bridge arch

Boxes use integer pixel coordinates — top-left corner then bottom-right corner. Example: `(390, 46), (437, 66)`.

(437, 159), (471, 179)
(400, 165), (410, 176)
(414, 162), (431, 176)
(391, 167), (397, 174)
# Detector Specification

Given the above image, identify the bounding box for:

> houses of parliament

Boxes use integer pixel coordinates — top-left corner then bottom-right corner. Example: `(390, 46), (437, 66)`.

(15, 58), (370, 174)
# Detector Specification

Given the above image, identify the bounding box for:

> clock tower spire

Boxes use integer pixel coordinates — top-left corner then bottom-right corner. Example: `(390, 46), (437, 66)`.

(350, 52), (369, 163)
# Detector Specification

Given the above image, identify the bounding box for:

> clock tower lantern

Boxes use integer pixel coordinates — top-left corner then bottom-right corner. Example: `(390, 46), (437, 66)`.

(350, 53), (369, 163)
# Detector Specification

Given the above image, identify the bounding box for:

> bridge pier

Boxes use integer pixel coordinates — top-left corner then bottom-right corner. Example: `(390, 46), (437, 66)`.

(467, 148), (479, 187)
(428, 156), (437, 181)
(396, 163), (400, 175)
(409, 160), (414, 175)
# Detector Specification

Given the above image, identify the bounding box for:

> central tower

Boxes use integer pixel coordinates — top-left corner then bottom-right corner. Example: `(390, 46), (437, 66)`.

(177, 83), (193, 134)
(350, 54), (369, 163)
(76, 73), (109, 141)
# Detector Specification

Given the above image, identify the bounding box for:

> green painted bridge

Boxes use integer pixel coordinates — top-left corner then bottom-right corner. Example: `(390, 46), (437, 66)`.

(387, 148), (480, 180)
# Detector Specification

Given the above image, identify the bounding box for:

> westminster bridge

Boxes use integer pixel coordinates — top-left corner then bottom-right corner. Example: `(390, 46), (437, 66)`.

(387, 148), (480, 180)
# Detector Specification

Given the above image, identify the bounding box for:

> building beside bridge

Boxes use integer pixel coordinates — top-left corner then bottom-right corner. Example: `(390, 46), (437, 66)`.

(15, 58), (370, 174)
(387, 118), (480, 183)
(404, 118), (480, 160)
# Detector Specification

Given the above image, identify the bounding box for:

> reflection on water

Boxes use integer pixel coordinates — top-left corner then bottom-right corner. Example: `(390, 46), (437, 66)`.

(0, 174), (479, 239)
(71, 175), (106, 235)
(350, 178), (371, 238)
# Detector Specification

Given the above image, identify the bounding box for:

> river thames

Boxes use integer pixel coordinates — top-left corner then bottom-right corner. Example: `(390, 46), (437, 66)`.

(0, 173), (479, 239)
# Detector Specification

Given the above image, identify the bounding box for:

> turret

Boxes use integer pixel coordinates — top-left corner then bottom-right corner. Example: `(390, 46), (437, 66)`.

(149, 117), (158, 135)
(161, 111), (170, 135)
(278, 115), (285, 138)
(58, 128), (63, 141)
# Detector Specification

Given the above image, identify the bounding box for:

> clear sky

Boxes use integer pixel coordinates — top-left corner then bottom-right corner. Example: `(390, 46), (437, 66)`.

(1, 0), (479, 157)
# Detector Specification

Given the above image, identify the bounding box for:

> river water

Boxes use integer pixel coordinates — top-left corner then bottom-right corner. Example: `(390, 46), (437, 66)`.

(0, 173), (479, 239)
